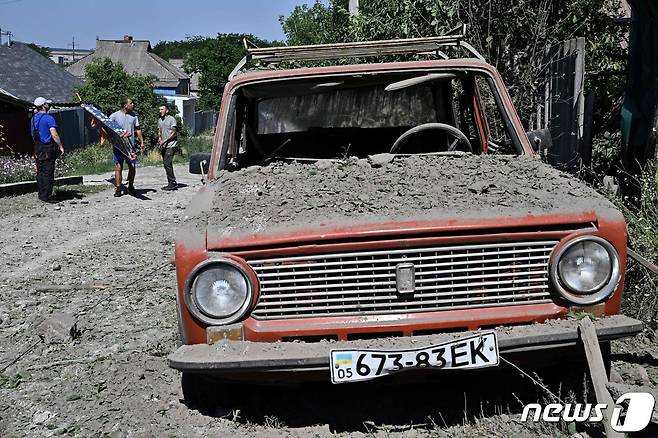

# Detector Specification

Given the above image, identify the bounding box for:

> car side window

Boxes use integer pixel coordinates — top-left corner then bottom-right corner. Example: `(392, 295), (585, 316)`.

(451, 79), (478, 142)
(475, 76), (516, 155)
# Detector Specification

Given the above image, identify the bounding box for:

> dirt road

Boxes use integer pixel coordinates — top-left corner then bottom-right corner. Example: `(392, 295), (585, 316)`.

(0, 164), (655, 438)
(0, 165), (247, 437)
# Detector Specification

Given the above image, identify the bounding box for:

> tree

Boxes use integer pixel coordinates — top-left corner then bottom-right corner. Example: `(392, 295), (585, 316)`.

(279, 0), (352, 46)
(152, 38), (210, 61)
(26, 43), (50, 59)
(154, 34), (277, 111)
(280, 0), (626, 135)
(75, 58), (174, 148)
(183, 34), (276, 111)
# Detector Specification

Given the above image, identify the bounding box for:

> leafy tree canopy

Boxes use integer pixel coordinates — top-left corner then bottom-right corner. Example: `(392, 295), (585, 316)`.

(279, 0), (351, 46)
(279, 0), (626, 131)
(75, 58), (177, 148)
(152, 38), (210, 61)
(153, 34), (278, 111)
(26, 43), (50, 58)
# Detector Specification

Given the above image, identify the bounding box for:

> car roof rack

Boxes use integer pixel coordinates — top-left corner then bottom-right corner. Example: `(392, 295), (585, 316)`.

(229, 24), (485, 80)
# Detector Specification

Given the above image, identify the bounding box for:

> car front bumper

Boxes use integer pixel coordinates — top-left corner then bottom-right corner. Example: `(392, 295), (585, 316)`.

(168, 314), (642, 375)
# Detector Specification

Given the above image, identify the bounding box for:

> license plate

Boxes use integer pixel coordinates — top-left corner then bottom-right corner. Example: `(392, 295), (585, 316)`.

(330, 332), (499, 384)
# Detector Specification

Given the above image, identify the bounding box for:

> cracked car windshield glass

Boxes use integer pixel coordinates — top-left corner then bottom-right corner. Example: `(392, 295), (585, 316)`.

(222, 72), (519, 169)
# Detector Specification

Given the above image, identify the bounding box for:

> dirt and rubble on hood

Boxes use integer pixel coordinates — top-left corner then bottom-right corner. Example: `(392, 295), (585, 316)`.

(204, 154), (618, 240)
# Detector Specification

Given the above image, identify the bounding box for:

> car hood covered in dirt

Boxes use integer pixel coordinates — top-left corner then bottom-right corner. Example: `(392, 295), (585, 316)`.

(193, 154), (620, 250)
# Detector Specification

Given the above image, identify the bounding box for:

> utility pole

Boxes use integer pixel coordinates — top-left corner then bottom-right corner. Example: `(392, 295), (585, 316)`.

(349, 0), (359, 16)
(69, 36), (76, 62)
(0, 28), (13, 46)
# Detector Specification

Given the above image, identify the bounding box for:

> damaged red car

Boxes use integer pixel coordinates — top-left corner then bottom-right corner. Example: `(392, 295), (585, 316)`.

(168, 35), (642, 405)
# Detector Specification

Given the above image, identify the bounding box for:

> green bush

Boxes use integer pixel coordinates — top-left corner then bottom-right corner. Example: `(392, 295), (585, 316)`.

(76, 58), (178, 149)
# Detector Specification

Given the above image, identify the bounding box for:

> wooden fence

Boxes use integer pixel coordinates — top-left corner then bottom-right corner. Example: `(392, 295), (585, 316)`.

(537, 37), (589, 172)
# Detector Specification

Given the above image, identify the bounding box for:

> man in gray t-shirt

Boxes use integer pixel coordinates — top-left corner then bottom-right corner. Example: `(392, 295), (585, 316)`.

(158, 104), (178, 190)
(109, 97), (144, 197)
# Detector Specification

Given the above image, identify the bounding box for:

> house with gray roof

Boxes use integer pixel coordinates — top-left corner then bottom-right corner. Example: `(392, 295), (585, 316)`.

(0, 41), (82, 104)
(48, 46), (94, 66)
(67, 35), (197, 130)
(170, 59), (200, 95)
(67, 35), (190, 95)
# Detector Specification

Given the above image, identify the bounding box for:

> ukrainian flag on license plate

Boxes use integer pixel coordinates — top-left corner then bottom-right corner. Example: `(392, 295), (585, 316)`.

(335, 353), (353, 365)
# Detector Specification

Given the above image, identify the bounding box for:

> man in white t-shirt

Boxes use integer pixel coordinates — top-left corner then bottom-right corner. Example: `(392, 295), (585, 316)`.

(110, 97), (144, 197)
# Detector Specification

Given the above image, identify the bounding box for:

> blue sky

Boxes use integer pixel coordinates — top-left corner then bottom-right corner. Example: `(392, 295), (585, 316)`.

(0, 0), (316, 49)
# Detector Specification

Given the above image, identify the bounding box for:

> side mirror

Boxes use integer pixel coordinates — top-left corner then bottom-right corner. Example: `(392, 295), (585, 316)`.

(526, 128), (552, 156)
(189, 153), (211, 175)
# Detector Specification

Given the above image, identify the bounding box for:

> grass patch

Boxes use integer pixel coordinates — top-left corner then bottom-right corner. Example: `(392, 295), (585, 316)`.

(140, 135), (214, 167)
(0, 373), (26, 389)
(620, 161), (658, 326)
(61, 143), (115, 176)
(61, 135), (213, 177)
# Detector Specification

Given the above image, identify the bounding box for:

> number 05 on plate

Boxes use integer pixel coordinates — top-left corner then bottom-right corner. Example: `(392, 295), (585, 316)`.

(330, 332), (499, 384)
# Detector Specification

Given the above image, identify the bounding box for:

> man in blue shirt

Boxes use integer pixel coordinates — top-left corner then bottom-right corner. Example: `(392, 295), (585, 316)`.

(31, 97), (65, 203)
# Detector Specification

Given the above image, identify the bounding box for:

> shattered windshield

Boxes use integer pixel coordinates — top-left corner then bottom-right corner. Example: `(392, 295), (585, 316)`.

(221, 71), (521, 169)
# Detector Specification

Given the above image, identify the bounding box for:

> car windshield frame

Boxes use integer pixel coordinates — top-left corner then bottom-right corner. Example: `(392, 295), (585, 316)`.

(214, 65), (529, 173)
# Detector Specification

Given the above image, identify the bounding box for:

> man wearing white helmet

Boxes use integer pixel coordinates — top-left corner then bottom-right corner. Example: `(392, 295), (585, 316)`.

(31, 97), (64, 203)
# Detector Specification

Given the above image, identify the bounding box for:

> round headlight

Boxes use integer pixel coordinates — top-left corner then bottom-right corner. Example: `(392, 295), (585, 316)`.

(558, 240), (611, 293)
(185, 259), (255, 324)
(551, 236), (621, 305)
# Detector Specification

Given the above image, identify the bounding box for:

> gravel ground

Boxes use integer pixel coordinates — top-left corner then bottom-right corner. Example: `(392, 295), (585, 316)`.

(0, 162), (655, 438)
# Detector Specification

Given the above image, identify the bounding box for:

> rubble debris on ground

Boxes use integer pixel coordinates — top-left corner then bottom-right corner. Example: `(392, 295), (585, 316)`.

(0, 164), (653, 438)
(37, 314), (79, 344)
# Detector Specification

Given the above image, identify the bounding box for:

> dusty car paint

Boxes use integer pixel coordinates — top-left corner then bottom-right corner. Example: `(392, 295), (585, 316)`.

(174, 59), (628, 354)
(177, 211), (627, 344)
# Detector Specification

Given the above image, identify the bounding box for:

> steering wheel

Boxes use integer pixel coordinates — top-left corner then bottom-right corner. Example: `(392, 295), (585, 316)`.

(389, 123), (473, 154)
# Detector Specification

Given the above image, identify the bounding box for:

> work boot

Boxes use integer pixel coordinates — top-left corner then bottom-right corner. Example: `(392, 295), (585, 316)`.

(114, 187), (122, 197)
(128, 185), (137, 196)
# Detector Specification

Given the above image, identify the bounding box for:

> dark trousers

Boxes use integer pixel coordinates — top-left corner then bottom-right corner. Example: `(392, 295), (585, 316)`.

(37, 158), (55, 201)
(161, 147), (177, 185)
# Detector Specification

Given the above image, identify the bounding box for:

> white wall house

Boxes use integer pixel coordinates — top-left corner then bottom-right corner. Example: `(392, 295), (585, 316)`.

(159, 94), (198, 134)
(48, 47), (93, 66)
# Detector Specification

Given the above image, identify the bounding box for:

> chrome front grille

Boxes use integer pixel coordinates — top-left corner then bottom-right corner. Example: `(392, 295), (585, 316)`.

(248, 240), (558, 320)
